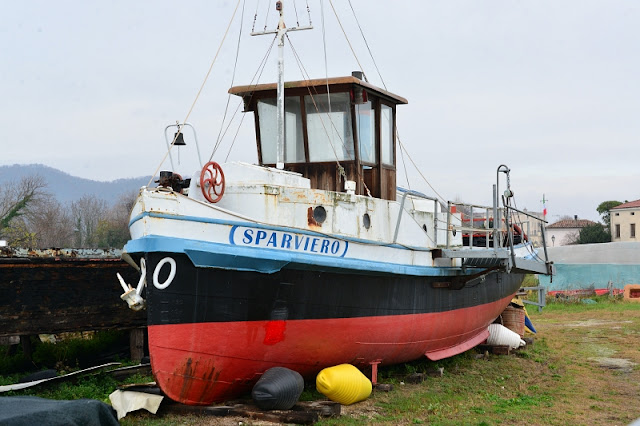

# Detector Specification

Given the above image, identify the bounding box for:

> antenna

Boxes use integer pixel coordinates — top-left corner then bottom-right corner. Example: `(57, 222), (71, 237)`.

(251, 1), (313, 169)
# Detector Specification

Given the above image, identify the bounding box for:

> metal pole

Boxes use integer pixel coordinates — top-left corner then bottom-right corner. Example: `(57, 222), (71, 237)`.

(276, 3), (286, 170)
(446, 201), (452, 248)
(493, 184), (498, 250)
(434, 200), (438, 246)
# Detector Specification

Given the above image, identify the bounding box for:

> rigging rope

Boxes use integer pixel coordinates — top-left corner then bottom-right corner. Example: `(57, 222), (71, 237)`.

(211, 0), (246, 161)
(293, 0), (300, 26)
(288, 37), (370, 195)
(222, 37), (278, 161)
(327, 0), (368, 82)
(346, 0), (386, 88)
(147, 0), (242, 187)
(262, 0), (270, 31)
(397, 136), (446, 205)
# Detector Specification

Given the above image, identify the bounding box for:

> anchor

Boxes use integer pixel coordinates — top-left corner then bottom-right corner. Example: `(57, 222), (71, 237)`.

(116, 257), (147, 311)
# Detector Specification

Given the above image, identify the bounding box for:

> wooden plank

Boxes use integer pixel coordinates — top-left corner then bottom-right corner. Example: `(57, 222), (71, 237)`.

(163, 400), (341, 425)
(0, 258), (145, 337)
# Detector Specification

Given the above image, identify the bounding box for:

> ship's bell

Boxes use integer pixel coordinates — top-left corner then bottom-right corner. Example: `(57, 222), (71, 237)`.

(173, 132), (186, 146)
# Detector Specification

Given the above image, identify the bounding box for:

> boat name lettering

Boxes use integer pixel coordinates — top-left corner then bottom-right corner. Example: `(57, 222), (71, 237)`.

(153, 257), (176, 290)
(229, 226), (348, 257)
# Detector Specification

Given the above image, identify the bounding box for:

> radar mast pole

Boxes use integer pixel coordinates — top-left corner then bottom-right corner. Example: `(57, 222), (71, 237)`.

(251, 1), (313, 170)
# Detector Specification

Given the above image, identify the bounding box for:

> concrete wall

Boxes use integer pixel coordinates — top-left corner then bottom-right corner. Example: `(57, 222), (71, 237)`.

(538, 242), (640, 291)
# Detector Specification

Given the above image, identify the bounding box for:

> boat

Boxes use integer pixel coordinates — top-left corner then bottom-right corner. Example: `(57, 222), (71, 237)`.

(116, 1), (553, 405)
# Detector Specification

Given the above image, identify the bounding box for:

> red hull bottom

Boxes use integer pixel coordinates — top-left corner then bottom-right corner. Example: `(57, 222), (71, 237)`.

(148, 295), (513, 405)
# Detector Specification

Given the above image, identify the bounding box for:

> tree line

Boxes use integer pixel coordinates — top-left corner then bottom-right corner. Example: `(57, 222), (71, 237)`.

(0, 175), (136, 249)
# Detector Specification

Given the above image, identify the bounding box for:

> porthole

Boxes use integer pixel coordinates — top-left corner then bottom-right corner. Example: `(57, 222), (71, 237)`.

(313, 206), (327, 223)
(363, 213), (371, 229)
(422, 224), (427, 232)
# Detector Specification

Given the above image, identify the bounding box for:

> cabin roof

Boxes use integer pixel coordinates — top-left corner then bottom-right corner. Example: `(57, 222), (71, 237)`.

(229, 76), (408, 105)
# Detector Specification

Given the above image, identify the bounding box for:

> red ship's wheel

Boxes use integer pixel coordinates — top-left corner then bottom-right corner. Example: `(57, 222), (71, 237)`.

(200, 161), (225, 203)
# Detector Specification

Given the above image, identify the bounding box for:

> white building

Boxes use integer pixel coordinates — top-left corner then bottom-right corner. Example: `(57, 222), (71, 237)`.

(546, 216), (597, 246)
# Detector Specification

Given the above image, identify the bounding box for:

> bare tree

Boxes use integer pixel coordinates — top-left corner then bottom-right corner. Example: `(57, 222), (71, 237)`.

(94, 190), (138, 248)
(71, 195), (108, 248)
(0, 175), (48, 246)
(28, 199), (75, 248)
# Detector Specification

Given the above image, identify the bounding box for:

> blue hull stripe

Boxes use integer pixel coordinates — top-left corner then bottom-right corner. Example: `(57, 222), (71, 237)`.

(124, 235), (467, 277)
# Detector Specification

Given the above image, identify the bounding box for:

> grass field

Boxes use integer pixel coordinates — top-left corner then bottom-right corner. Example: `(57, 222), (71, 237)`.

(2, 294), (640, 425)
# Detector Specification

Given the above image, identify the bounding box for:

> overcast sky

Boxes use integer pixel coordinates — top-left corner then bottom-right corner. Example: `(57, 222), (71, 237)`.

(2, 1), (638, 221)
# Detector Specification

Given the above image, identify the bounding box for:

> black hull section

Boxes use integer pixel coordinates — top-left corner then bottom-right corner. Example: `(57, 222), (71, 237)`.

(144, 253), (524, 326)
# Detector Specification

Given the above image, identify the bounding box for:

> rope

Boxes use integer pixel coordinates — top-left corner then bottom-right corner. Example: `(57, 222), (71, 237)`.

(288, 38), (349, 179)
(327, 0), (368, 82)
(222, 37), (277, 161)
(288, 39), (375, 194)
(293, 0), (300, 26)
(212, 0), (246, 160)
(397, 136), (446, 205)
(252, 0), (260, 32)
(147, 0), (242, 187)
(347, 0), (386, 88)
(262, 0), (270, 31)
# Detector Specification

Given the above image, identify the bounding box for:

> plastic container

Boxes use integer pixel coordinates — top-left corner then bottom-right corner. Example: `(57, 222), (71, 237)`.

(501, 305), (525, 337)
(487, 324), (526, 349)
(251, 367), (304, 410)
(316, 364), (372, 405)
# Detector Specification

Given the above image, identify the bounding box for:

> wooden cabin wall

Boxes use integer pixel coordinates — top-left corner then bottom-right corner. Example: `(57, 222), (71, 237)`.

(288, 163), (360, 194)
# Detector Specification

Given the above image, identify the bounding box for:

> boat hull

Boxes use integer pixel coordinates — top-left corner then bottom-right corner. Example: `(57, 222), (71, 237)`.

(142, 252), (524, 405)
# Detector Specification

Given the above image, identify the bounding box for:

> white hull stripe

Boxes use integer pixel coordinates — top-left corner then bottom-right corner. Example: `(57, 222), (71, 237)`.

(129, 211), (428, 251)
(124, 235), (471, 277)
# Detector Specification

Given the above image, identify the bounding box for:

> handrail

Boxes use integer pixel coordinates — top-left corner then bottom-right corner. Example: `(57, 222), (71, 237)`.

(446, 200), (500, 249)
(503, 204), (549, 224)
(393, 189), (440, 244)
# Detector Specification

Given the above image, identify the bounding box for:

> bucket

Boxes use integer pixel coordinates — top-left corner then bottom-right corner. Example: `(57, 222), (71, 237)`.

(501, 305), (525, 337)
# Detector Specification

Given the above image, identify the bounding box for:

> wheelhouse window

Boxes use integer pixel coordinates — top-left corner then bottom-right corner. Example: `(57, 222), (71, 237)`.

(380, 103), (394, 166)
(257, 97), (305, 163)
(356, 100), (376, 164)
(305, 92), (354, 162)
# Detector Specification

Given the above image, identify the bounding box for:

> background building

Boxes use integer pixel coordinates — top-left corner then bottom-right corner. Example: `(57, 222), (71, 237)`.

(546, 216), (597, 246)
(610, 200), (640, 242)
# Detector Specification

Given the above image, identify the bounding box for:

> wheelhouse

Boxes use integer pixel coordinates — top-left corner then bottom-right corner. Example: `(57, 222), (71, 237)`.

(229, 74), (408, 201)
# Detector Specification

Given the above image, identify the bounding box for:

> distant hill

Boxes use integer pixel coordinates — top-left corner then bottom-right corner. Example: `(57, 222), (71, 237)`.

(0, 164), (151, 206)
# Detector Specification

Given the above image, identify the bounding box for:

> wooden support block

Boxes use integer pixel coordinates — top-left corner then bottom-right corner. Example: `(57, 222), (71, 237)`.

(491, 345), (511, 355)
(427, 367), (444, 377)
(129, 328), (145, 362)
(295, 401), (341, 418)
(20, 335), (33, 361)
(405, 373), (425, 384)
(373, 383), (393, 392)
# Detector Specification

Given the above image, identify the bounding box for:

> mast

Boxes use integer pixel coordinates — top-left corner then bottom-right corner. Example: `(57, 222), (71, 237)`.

(251, 1), (312, 170)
